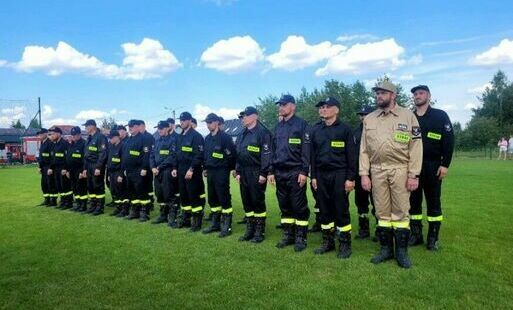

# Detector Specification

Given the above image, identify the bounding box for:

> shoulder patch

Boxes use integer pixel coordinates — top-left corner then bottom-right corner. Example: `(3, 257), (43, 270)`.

(412, 126), (421, 137)
(444, 123), (452, 132)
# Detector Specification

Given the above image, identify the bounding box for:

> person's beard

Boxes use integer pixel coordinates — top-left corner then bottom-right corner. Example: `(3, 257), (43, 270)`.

(377, 98), (390, 108)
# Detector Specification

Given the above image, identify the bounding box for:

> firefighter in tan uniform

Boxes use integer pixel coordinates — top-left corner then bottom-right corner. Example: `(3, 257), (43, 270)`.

(359, 81), (423, 269)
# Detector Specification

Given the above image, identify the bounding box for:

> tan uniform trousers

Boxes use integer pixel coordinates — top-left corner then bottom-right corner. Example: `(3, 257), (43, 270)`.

(371, 166), (410, 229)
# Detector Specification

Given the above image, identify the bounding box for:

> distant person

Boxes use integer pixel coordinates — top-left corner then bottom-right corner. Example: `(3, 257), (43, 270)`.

(508, 135), (513, 159)
(497, 137), (508, 160)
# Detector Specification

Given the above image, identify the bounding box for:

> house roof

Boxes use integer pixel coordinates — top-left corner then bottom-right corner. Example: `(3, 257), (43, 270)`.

(0, 128), (39, 143)
(223, 119), (243, 137)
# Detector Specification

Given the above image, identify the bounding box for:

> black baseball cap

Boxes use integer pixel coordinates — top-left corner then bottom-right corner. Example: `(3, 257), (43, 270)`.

(128, 119), (137, 127)
(82, 119), (96, 127)
(137, 120), (145, 125)
(36, 128), (48, 135)
(116, 124), (127, 131)
(238, 106), (258, 118)
(179, 112), (193, 121)
(218, 117), (225, 125)
(109, 129), (120, 138)
(315, 97), (340, 108)
(411, 85), (430, 93)
(70, 126), (81, 135)
(356, 106), (374, 115)
(166, 118), (175, 125)
(49, 127), (63, 134)
(275, 94), (296, 105)
(191, 118), (197, 125)
(203, 113), (219, 123)
(154, 120), (170, 129)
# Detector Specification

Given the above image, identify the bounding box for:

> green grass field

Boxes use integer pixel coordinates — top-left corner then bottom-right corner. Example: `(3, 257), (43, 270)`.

(1, 159), (512, 309)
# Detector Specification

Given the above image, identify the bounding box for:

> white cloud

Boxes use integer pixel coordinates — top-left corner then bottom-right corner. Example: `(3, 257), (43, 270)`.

(470, 39), (513, 66)
(42, 105), (53, 118)
(75, 109), (111, 120)
(267, 35), (346, 71)
(0, 105), (27, 126)
(200, 35), (265, 73)
(464, 103), (478, 110)
(0, 59), (7, 67)
(45, 117), (80, 126)
(467, 82), (492, 94)
(336, 34), (378, 43)
(315, 38), (406, 76)
(120, 38), (182, 79)
(13, 38), (181, 79)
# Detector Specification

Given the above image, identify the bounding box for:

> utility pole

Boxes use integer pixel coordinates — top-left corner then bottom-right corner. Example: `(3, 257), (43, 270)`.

(38, 97), (42, 128)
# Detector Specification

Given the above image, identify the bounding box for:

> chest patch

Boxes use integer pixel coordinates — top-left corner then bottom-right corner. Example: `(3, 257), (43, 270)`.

(397, 123), (408, 131)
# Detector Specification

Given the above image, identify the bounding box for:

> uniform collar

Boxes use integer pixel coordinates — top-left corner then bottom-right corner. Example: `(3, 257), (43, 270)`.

(280, 114), (297, 125)
(414, 103), (431, 117)
(378, 104), (400, 117)
(322, 118), (340, 127)
(245, 122), (259, 133)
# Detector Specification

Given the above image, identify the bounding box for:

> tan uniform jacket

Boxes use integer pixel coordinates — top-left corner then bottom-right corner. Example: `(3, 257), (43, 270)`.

(359, 104), (423, 178)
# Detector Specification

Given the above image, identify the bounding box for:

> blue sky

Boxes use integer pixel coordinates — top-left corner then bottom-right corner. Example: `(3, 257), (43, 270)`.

(1, 0), (513, 132)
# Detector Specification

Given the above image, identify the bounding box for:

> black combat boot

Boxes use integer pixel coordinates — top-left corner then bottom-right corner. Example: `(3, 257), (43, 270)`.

(337, 231), (352, 259)
(203, 212), (221, 234)
(71, 199), (81, 211)
(84, 198), (97, 214)
(276, 223), (295, 248)
(167, 204), (179, 228)
(139, 205), (150, 222)
(408, 219), (424, 246)
(37, 197), (50, 206)
(239, 217), (255, 241)
(177, 210), (191, 228)
(426, 221), (441, 251)
(355, 215), (370, 239)
(190, 212), (203, 232)
(110, 203), (122, 216)
(92, 198), (105, 216)
(117, 202), (130, 217)
(64, 196), (74, 210)
(294, 225), (308, 252)
(395, 228), (412, 268)
(218, 213), (233, 238)
(314, 229), (335, 254)
(126, 204), (140, 220)
(152, 204), (170, 224)
(250, 217), (266, 243)
(48, 196), (58, 207)
(371, 227), (395, 264)
(78, 200), (88, 212)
